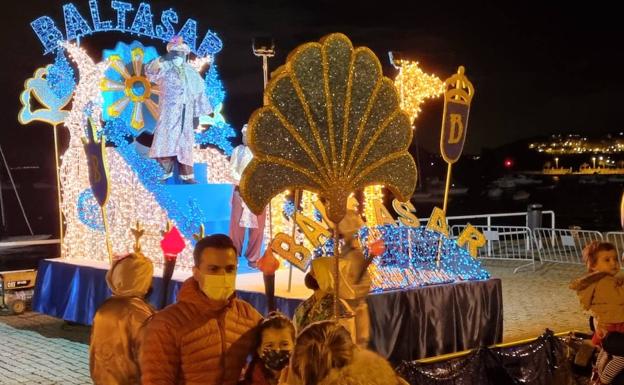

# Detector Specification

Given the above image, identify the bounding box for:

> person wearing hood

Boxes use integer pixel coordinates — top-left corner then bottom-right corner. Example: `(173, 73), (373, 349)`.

(139, 234), (262, 385)
(293, 197), (373, 346)
(570, 241), (624, 345)
(90, 252), (155, 385)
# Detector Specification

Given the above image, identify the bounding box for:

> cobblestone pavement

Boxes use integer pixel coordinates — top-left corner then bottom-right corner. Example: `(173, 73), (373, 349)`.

(0, 261), (592, 384)
(0, 313), (91, 384)
(483, 260), (590, 341)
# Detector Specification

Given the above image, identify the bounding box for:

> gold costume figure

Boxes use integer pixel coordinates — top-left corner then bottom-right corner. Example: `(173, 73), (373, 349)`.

(90, 253), (155, 385)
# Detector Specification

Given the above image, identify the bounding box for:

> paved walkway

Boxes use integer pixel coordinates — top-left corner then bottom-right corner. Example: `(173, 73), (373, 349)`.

(0, 261), (592, 384)
(485, 260), (589, 341)
(0, 313), (90, 384)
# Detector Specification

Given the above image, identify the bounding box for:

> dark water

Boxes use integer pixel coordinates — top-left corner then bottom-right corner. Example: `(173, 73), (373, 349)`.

(411, 174), (623, 232)
(1, 172), (622, 239)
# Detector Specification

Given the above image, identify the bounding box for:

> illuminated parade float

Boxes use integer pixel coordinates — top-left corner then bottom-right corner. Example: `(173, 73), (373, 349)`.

(20, 0), (501, 362)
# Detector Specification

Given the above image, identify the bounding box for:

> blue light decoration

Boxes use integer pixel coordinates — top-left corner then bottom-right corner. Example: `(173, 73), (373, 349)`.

(77, 189), (104, 231)
(358, 225), (490, 292)
(283, 200), (296, 218)
(62, 3), (93, 40)
(47, 49), (76, 100)
(101, 41), (160, 134)
(155, 9), (177, 41)
(194, 64), (236, 154)
(111, 1), (133, 30)
(310, 223), (490, 291)
(130, 3), (154, 36)
(177, 19), (197, 53)
(204, 64), (225, 107)
(31, 1), (223, 56)
(101, 118), (131, 147)
(114, 142), (207, 244)
(75, 139), (208, 242)
(98, 40), (235, 153)
(313, 237), (335, 258)
(88, 0), (112, 30)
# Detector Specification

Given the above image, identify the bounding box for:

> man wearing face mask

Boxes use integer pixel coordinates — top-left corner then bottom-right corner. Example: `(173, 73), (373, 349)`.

(140, 234), (262, 385)
(145, 35), (212, 184)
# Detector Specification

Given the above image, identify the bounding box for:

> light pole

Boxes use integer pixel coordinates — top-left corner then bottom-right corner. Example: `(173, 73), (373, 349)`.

(555, 157), (559, 169)
(592, 157), (596, 168)
(252, 37), (275, 90)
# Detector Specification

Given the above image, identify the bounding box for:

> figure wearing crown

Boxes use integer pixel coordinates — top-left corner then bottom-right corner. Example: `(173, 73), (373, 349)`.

(145, 36), (212, 184)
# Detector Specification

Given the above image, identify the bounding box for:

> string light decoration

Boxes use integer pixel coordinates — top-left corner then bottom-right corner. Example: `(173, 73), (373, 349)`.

(312, 224), (490, 291)
(196, 66), (236, 155)
(77, 189), (105, 231)
(299, 190), (320, 250)
(22, 4), (238, 271)
(193, 147), (232, 183)
(393, 60), (445, 123)
(51, 42), (233, 270)
(363, 185), (384, 225)
(268, 191), (292, 239)
(100, 41), (160, 132)
(195, 121), (236, 155)
(300, 190), (317, 219)
(48, 49), (76, 99)
(31, 1), (223, 56)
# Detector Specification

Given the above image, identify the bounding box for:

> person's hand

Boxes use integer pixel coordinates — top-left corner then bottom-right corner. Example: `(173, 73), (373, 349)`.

(277, 367), (289, 385)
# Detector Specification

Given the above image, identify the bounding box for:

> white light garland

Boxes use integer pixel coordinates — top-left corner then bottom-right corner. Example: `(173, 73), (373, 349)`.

(59, 43), (231, 270)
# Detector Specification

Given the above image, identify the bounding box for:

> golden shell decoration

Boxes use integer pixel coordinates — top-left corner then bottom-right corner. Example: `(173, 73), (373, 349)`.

(240, 33), (417, 224)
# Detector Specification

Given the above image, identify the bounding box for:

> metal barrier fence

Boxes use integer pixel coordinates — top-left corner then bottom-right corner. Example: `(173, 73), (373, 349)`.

(420, 211), (556, 230)
(606, 232), (624, 257)
(531, 228), (603, 265)
(450, 225), (536, 273)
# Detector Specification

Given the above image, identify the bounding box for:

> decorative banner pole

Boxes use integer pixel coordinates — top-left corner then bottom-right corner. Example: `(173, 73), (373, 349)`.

(257, 247), (280, 313)
(82, 118), (112, 263)
(437, 66), (475, 265)
(52, 124), (64, 255)
(288, 189), (302, 292)
(439, 66), (475, 213)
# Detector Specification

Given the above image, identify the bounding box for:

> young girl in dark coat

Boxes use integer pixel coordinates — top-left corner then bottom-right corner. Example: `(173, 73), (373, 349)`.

(240, 312), (296, 385)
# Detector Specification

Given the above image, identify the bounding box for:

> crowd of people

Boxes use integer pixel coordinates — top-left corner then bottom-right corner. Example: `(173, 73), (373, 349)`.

(88, 230), (406, 385)
(89, 224), (624, 384)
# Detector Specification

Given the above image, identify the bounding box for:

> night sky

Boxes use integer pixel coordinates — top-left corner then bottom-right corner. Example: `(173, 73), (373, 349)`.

(1, 0), (622, 166)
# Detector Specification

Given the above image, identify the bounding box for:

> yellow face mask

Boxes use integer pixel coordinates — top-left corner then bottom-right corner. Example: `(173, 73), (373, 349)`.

(197, 273), (236, 301)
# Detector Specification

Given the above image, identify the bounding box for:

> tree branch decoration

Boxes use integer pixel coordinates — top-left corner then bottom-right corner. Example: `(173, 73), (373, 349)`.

(240, 33), (417, 225)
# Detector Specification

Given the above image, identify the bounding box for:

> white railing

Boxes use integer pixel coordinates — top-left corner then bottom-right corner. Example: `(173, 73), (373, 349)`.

(532, 228), (603, 265)
(419, 211), (556, 230)
(606, 232), (624, 257)
(0, 239), (60, 248)
(450, 225), (536, 273)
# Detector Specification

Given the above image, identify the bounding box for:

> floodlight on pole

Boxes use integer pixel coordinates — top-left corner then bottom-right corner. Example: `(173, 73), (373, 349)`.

(252, 37), (275, 90)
